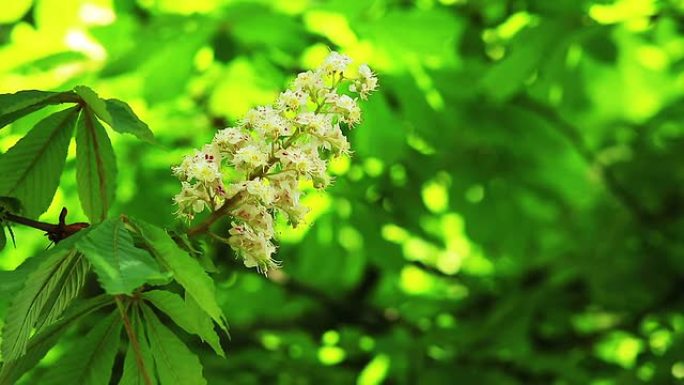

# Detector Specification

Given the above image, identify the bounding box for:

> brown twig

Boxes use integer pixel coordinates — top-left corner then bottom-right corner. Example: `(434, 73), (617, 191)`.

(115, 296), (153, 385)
(3, 207), (89, 243)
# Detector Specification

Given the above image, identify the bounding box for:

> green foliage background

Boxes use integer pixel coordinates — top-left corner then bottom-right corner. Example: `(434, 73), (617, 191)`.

(1, 0), (684, 384)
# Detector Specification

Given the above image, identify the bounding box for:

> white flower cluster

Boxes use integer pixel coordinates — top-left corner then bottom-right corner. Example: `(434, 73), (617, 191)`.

(173, 51), (378, 274)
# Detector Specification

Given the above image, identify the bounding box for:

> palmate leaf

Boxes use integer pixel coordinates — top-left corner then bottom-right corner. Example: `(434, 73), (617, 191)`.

(0, 295), (113, 385)
(0, 106), (79, 218)
(142, 305), (207, 385)
(143, 290), (224, 356)
(76, 217), (169, 295)
(0, 90), (79, 129)
(1, 231), (90, 361)
(130, 219), (227, 331)
(40, 311), (122, 385)
(76, 107), (118, 223)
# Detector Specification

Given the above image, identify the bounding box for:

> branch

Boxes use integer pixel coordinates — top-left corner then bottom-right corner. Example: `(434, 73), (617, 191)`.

(3, 207), (89, 243)
(115, 296), (153, 385)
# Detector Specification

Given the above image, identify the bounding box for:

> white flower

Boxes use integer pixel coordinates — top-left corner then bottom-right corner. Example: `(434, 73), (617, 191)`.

(228, 223), (279, 274)
(255, 108), (292, 139)
(335, 95), (361, 125)
(293, 70), (325, 95)
(214, 127), (248, 152)
(296, 112), (332, 136)
(174, 182), (211, 220)
(276, 89), (308, 113)
(350, 64), (378, 99)
(173, 51), (378, 274)
(276, 148), (312, 174)
(189, 160), (221, 183)
(241, 107), (266, 128)
(319, 51), (352, 76)
(245, 178), (275, 205)
(232, 143), (270, 172)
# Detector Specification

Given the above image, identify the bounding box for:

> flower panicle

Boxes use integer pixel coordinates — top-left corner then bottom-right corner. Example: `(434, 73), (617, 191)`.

(173, 51), (378, 274)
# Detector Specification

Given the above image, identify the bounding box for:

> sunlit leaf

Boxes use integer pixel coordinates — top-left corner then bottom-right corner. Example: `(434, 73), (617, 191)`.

(1, 232), (89, 361)
(130, 219), (227, 331)
(75, 107), (117, 223)
(0, 107), (79, 218)
(104, 99), (155, 143)
(76, 217), (169, 295)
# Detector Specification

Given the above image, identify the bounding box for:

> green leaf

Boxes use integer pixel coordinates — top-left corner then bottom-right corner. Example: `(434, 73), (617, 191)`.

(0, 90), (78, 129)
(0, 225), (5, 251)
(0, 106), (79, 218)
(119, 306), (157, 385)
(34, 255), (90, 330)
(1, 232), (90, 361)
(40, 311), (122, 385)
(76, 217), (169, 295)
(130, 219), (227, 330)
(143, 290), (224, 356)
(142, 305), (207, 385)
(480, 20), (569, 101)
(0, 196), (22, 214)
(74, 86), (113, 125)
(104, 99), (154, 142)
(0, 295), (113, 385)
(0, 255), (44, 299)
(76, 107), (118, 223)
(185, 292), (225, 355)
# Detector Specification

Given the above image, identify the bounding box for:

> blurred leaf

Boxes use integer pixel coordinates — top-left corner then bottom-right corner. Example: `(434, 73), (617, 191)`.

(481, 20), (570, 101)
(581, 28), (618, 64)
(0, 0), (32, 24)
(361, 9), (461, 66)
(0, 225), (7, 252)
(353, 93), (406, 163)
(140, 26), (215, 104)
(229, 4), (308, 51)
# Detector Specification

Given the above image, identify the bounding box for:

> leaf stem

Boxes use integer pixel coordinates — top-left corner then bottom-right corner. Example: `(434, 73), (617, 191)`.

(115, 296), (153, 385)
